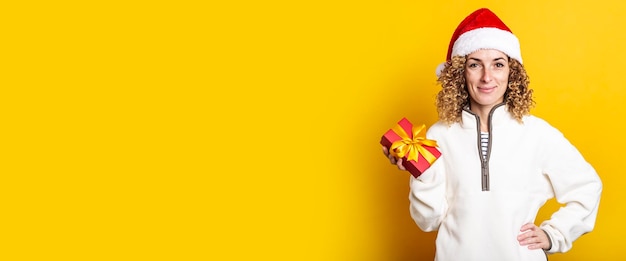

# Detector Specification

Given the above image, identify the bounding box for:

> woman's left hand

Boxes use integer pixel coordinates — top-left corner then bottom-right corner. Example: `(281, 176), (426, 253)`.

(517, 223), (551, 250)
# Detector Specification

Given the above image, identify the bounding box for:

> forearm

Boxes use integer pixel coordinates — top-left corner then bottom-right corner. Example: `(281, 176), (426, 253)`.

(540, 178), (602, 253)
(408, 167), (447, 231)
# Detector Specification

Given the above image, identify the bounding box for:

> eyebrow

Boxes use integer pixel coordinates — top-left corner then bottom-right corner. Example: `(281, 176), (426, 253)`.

(468, 57), (507, 62)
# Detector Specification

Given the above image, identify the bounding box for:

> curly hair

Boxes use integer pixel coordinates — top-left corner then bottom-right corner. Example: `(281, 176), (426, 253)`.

(435, 56), (534, 125)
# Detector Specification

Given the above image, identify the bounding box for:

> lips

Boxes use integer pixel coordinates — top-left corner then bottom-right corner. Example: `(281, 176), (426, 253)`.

(478, 86), (497, 93)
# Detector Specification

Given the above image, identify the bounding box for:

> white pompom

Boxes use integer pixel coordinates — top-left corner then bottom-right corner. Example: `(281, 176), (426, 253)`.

(435, 62), (446, 77)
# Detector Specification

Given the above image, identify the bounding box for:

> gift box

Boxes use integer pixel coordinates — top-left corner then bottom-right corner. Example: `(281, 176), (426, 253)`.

(380, 118), (441, 178)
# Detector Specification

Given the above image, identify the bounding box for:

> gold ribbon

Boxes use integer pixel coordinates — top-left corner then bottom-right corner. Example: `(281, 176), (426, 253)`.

(390, 124), (438, 164)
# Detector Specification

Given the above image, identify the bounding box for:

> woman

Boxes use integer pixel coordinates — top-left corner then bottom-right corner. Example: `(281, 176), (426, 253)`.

(383, 8), (602, 261)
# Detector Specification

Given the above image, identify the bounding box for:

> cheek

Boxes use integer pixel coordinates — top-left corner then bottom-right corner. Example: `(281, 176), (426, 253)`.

(464, 72), (479, 86)
(497, 72), (510, 84)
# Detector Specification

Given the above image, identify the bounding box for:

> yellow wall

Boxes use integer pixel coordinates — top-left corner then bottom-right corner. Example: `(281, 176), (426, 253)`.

(4, 0), (625, 260)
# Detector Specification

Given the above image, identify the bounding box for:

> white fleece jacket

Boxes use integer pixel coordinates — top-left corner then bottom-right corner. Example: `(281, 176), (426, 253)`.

(410, 104), (602, 261)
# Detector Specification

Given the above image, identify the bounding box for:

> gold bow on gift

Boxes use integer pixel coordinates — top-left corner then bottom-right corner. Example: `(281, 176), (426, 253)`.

(390, 124), (439, 164)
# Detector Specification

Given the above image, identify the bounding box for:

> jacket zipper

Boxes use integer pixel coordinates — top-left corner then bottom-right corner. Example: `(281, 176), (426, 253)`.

(468, 103), (503, 191)
(472, 113), (490, 191)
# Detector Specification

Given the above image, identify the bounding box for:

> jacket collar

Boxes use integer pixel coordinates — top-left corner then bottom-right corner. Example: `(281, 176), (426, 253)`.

(460, 103), (517, 130)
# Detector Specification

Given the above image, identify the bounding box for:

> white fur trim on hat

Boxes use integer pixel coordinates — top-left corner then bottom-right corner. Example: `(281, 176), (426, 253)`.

(451, 27), (522, 64)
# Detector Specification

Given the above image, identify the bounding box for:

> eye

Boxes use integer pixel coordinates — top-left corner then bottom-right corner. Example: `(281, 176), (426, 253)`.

(495, 62), (505, 68)
(468, 63), (479, 68)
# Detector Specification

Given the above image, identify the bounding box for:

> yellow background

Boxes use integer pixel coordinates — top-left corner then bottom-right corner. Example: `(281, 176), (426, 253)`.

(3, 0), (624, 260)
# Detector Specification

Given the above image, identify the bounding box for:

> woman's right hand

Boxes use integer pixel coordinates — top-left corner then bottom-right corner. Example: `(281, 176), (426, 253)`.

(382, 146), (406, 171)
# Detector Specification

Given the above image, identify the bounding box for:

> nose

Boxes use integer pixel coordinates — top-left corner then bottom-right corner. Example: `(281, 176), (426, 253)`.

(481, 68), (492, 82)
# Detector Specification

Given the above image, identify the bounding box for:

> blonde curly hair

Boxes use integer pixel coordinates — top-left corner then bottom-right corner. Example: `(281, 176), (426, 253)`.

(436, 55), (534, 125)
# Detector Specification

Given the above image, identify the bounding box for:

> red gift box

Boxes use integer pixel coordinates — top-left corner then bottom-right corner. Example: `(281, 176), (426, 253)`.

(380, 118), (441, 178)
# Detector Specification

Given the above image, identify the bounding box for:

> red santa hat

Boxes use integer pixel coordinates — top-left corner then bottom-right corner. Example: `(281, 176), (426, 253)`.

(436, 8), (522, 76)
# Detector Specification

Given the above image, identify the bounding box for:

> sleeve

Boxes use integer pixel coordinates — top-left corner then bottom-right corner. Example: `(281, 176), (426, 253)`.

(538, 125), (602, 253)
(408, 140), (448, 232)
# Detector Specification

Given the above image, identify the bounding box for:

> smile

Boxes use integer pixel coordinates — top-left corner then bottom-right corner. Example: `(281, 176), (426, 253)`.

(478, 87), (497, 93)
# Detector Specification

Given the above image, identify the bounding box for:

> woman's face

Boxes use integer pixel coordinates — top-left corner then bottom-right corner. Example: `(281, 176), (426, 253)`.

(464, 49), (510, 111)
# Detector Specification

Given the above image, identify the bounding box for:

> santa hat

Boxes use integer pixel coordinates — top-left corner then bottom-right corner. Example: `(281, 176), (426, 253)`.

(436, 8), (522, 76)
